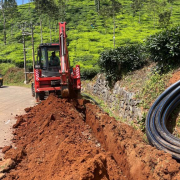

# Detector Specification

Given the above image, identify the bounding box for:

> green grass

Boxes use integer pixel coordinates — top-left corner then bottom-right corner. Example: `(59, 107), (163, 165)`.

(136, 71), (172, 109)
(0, 63), (16, 75)
(4, 82), (31, 88)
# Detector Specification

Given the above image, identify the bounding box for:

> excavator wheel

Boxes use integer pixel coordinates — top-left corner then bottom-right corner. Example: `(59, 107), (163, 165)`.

(31, 83), (35, 97)
(0, 80), (3, 88)
(35, 92), (45, 102)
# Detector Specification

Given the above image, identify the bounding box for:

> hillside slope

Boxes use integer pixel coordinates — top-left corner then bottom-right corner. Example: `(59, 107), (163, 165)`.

(0, 0), (180, 76)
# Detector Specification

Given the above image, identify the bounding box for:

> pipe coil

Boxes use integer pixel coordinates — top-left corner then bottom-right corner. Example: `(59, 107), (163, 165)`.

(146, 80), (180, 160)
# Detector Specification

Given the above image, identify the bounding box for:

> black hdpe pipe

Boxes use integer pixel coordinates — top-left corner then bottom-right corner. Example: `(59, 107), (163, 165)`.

(146, 80), (180, 160)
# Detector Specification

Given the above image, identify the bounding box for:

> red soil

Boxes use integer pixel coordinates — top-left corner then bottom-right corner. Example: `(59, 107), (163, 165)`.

(168, 70), (180, 87)
(3, 94), (180, 180)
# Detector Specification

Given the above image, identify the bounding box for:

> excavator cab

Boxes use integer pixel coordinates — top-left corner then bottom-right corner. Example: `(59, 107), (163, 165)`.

(36, 43), (61, 77)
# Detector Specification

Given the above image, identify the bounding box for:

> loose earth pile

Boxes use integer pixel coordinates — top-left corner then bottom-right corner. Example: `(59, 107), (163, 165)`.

(1, 94), (180, 180)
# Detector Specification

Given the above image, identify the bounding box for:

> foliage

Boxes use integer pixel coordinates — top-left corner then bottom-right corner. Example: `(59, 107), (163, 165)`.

(4, 68), (24, 83)
(0, 0), (18, 17)
(158, 10), (171, 27)
(98, 0), (122, 17)
(131, 0), (147, 18)
(137, 112), (147, 132)
(80, 66), (100, 79)
(99, 44), (147, 86)
(0, 0), (180, 78)
(137, 71), (171, 109)
(146, 25), (180, 70)
(0, 0), (18, 45)
(33, 0), (58, 19)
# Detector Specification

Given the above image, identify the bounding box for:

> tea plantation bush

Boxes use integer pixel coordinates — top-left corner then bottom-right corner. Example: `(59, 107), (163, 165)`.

(146, 25), (180, 68)
(80, 67), (100, 79)
(99, 44), (147, 85)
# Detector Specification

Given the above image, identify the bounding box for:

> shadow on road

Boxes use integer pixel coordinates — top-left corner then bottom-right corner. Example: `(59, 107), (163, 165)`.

(0, 86), (9, 88)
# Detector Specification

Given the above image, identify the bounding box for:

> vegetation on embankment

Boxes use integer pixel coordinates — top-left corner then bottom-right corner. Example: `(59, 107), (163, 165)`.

(99, 25), (180, 84)
(82, 24), (180, 131)
(0, 63), (32, 86)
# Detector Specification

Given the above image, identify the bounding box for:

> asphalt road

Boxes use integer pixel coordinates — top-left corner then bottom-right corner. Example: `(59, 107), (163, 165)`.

(0, 86), (35, 158)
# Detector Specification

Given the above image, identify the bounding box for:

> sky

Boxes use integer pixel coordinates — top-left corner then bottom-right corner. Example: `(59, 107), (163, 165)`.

(16, 0), (30, 5)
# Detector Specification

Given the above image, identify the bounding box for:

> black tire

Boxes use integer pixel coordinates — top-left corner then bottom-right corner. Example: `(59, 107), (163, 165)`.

(0, 80), (3, 87)
(35, 92), (45, 102)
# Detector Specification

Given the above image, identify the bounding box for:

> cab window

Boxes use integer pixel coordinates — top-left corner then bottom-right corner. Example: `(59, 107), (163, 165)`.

(41, 48), (47, 69)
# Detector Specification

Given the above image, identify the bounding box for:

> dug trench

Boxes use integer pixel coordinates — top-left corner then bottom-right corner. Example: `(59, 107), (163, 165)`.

(1, 94), (180, 180)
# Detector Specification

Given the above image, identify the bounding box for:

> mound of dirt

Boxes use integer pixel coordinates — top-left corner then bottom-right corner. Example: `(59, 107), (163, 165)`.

(2, 94), (180, 180)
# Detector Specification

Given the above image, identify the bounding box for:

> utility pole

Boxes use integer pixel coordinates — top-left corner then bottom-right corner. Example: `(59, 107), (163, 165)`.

(22, 25), (28, 84)
(22, 22), (35, 84)
(31, 23), (35, 72)
(113, 14), (115, 48)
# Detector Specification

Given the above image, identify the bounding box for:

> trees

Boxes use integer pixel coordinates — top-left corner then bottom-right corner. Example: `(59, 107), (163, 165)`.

(96, 0), (122, 48)
(158, 0), (172, 28)
(0, 0), (17, 45)
(159, 10), (171, 27)
(57, 0), (66, 22)
(131, 0), (147, 23)
(94, 0), (100, 13)
(32, 0), (58, 42)
(147, 0), (172, 28)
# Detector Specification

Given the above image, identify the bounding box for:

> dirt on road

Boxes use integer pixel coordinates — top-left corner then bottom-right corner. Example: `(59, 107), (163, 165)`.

(1, 94), (180, 180)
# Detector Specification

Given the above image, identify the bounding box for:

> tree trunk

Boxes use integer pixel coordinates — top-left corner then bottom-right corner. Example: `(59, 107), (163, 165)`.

(153, 10), (155, 28)
(139, 10), (141, 24)
(40, 16), (43, 43)
(54, 21), (56, 34)
(11, 23), (13, 37)
(2, 9), (6, 45)
(113, 1), (115, 48)
(113, 14), (115, 48)
(49, 19), (52, 43)
(98, 0), (100, 12)
(95, 0), (100, 13)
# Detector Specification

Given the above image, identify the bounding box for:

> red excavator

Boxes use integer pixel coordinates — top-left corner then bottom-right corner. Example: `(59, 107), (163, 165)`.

(31, 22), (81, 102)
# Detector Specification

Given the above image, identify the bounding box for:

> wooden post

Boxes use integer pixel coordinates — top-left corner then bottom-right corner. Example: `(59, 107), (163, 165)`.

(40, 17), (43, 43)
(31, 24), (35, 72)
(49, 21), (52, 43)
(23, 30), (28, 84)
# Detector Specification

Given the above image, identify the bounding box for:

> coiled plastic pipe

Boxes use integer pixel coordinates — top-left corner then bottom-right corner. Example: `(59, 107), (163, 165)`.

(146, 80), (180, 160)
